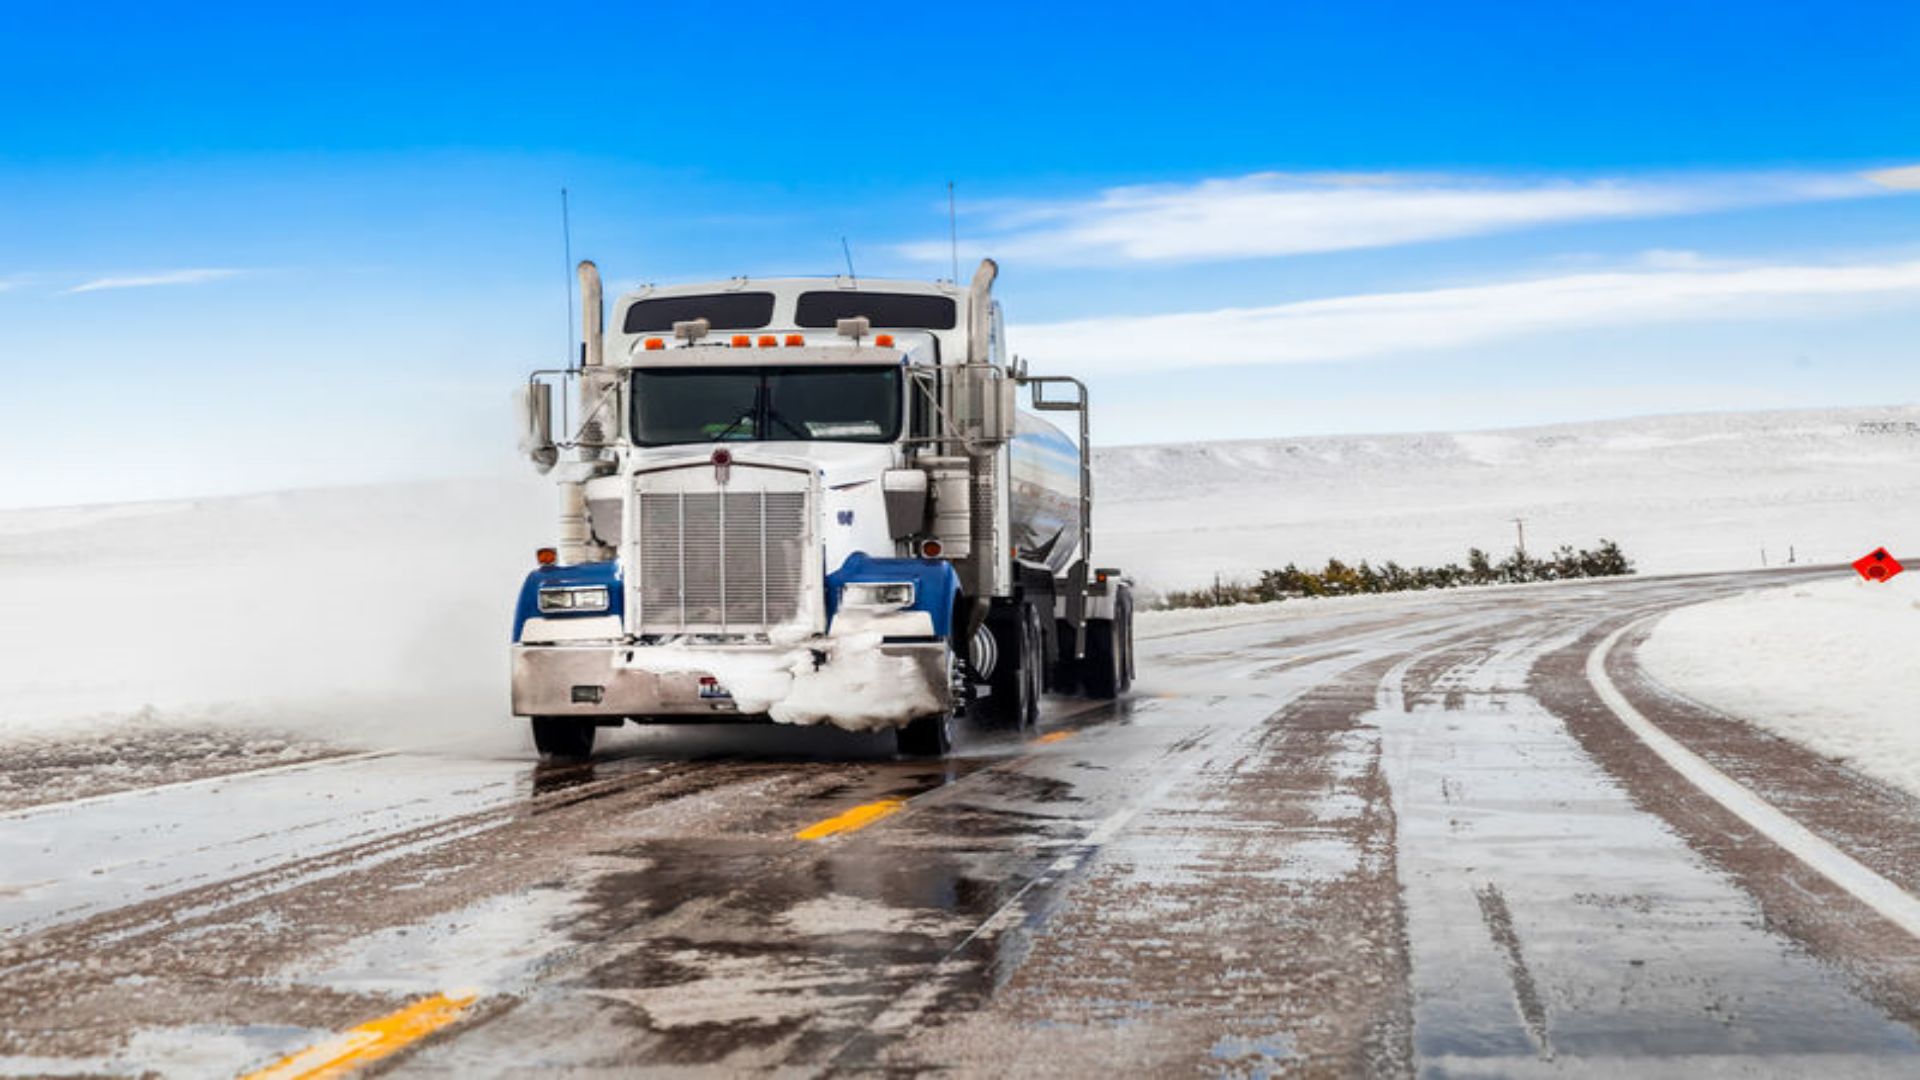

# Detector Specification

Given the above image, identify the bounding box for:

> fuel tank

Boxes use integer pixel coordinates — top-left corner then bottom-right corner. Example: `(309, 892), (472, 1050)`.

(1009, 411), (1082, 573)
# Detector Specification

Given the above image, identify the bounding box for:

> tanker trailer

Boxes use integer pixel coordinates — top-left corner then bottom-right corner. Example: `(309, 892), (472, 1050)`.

(510, 258), (1135, 759)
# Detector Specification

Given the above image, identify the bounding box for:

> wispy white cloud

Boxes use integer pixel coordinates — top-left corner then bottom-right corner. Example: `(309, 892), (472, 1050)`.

(1866, 165), (1920, 190)
(67, 268), (249, 294)
(908, 169), (1910, 265)
(1014, 257), (1920, 373)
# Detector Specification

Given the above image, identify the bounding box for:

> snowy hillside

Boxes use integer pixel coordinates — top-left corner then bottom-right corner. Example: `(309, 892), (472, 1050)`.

(1095, 405), (1920, 590)
(0, 404), (1914, 747)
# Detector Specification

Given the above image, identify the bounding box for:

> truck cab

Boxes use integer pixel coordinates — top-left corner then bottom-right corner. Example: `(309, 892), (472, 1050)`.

(512, 261), (1134, 759)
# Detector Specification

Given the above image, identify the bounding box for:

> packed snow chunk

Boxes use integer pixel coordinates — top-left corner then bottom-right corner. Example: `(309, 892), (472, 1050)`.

(774, 629), (941, 731)
(622, 625), (941, 733)
(1641, 572), (1920, 799)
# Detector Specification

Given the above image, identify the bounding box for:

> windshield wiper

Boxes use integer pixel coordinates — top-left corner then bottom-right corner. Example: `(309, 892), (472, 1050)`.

(710, 384), (762, 442)
(765, 405), (809, 440)
(710, 411), (753, 442)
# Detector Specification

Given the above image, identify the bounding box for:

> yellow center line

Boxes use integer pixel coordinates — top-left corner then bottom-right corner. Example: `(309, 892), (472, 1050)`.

(240, 990), (479, 1080)
(794, 796), (909, 841)
(793, 725), (1089, 842)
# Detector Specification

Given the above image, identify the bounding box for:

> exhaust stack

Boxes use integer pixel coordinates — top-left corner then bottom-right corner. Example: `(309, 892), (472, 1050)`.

(558, 259), (606, 565)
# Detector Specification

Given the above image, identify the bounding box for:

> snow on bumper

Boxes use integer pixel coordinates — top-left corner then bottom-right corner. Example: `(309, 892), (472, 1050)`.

(511, 634), (949, 733)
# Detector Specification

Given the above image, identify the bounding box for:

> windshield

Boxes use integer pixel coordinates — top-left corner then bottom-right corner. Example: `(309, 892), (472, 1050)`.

(631, 366), (902, 446)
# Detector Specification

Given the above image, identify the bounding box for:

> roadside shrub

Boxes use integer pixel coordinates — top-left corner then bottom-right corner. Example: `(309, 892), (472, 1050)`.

(1157, 540), (1635, 610)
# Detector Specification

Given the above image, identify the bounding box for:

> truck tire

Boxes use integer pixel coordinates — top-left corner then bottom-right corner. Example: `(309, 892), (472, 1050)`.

(982, 602), (1042, 730)
(896, 708), (954, 757)
(1080, 587), (1135, 699)
(1050, 618), (1081, 696)
(1017, 603), (1043, 730)
(897, 639), (960, 757)
(531, 717), (596, 761)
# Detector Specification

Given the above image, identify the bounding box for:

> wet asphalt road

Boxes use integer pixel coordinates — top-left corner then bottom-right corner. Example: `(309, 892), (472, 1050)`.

(7, 568), (1920, 1077)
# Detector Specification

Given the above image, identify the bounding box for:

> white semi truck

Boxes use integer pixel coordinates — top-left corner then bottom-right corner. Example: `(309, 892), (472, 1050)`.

(511, 259), (1134, 758)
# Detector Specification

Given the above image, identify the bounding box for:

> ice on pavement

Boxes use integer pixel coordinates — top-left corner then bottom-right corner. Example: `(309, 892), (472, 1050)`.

(282, 885), (589, 996)
(1641, 572), (1920, 800)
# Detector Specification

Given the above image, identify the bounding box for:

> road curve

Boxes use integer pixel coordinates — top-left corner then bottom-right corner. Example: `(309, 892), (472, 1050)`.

(5, 568), (1920, 1077)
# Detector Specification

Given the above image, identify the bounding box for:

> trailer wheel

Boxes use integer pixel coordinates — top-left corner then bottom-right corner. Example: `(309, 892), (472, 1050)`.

(1079, 622), (1120, 698)
(1081, 586), (1135, 699)
(531, 717), (596, 761)
(981, 602), (1042, 730)
(1050, 618), (1081, 696)
(1019, 604), (1043, 730)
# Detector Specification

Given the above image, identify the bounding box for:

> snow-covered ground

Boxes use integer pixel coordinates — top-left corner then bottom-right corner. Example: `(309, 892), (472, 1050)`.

(0, 404), (1914, 757)
(0, 479), (552, 756)
(1641, 572), (1920, 800)
(1098, 404), (1920, 591)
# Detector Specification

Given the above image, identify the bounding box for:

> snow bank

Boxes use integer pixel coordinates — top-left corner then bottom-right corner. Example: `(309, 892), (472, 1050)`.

(1640, 572), (1920, 799)
(1135, 577), (1633, 638)
(1138, 595), (1411, 639)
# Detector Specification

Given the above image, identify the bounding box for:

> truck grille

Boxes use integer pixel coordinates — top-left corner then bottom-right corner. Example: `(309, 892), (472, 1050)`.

(637, 491), (807, 632)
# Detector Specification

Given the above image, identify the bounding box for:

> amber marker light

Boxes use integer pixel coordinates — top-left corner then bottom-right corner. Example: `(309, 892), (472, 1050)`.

(643, 337), (666, 351)
(730, 334), (752, 348)
(785, 334), (805, 347)
(536, 547), (558, 566)
(757, 334), (778, 347)
(874, 333), (895, 348)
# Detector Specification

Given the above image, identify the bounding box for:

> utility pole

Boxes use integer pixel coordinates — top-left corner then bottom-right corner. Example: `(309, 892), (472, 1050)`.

(1511, 516), (1527, 558)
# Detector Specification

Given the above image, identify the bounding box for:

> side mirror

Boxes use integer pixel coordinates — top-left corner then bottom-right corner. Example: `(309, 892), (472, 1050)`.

(952, 365), (1016, 447)
(517, 382), (558, 474)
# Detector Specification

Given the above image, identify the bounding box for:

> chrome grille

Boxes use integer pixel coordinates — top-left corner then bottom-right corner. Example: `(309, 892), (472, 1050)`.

(638, 490), (806, 631)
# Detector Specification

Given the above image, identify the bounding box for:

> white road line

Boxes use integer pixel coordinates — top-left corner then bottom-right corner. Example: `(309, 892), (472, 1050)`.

(0, 750), (398, 822)
(1589, 621), (1920, 941)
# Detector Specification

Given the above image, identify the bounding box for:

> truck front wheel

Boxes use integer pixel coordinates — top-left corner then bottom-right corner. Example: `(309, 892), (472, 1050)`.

(897, 639), (960, 757)
(531, 717), (596, 761)
(896, 709), (953, 757)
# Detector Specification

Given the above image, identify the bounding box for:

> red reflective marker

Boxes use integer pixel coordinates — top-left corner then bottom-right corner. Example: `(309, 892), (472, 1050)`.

(1852, 547), (1904, 582)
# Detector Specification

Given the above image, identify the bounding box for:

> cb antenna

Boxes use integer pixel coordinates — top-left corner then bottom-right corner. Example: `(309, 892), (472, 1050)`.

(841, 236), (857, 285)
(561, 187), (577, 371)
(947, 180), (960, 283)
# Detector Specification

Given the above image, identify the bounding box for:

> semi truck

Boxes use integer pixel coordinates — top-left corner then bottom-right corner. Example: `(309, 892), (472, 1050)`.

(511, 258), (1134, 758)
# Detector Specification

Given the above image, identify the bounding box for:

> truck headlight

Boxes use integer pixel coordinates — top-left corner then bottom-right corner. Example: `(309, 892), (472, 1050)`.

(840, 581), (915, 610)
(538, 586), (611, 614)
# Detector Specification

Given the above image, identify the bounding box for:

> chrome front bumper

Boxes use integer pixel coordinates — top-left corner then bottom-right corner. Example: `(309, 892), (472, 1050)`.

(510, 641), (949, 725)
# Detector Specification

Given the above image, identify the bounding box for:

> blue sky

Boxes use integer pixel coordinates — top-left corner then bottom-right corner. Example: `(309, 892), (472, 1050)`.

(3, 1), (1918, 507)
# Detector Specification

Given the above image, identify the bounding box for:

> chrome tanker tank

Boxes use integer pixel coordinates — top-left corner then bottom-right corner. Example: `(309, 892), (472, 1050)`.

(1009, 411), (1083, 573)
